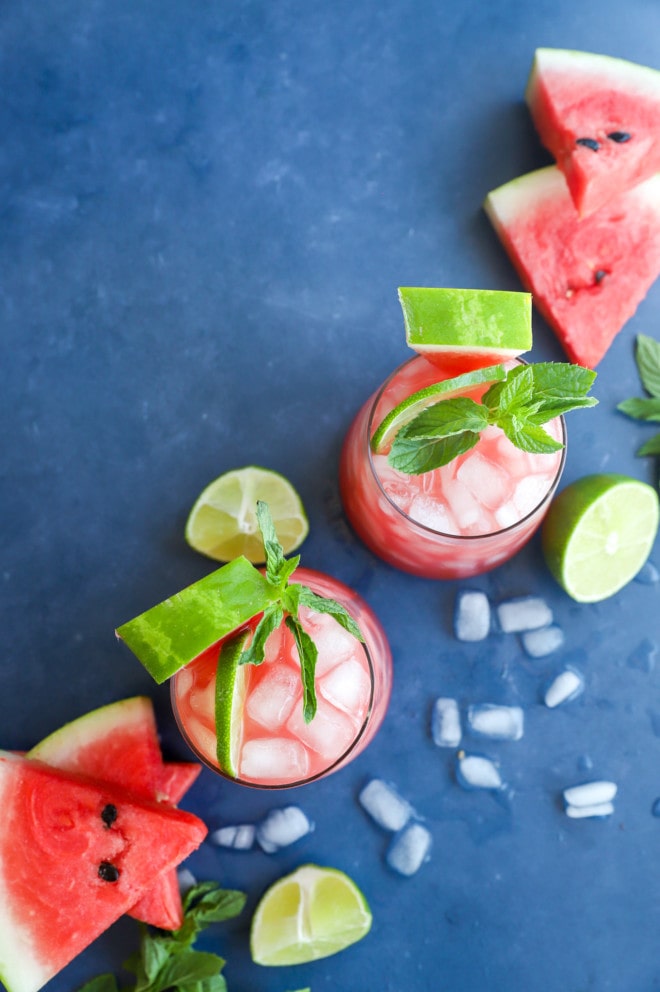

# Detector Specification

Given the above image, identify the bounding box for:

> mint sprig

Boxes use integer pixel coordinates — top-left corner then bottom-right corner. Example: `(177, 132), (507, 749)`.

(388, 362), (597, 474)
(617, 334), (660, 456)
(77, 882), (246, 992)
(239, 500), (364, 723)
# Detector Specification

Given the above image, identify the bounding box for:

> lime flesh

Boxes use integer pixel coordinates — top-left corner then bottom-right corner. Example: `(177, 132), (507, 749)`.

(185, 466), (308, 563)
(542, 473), (659, 602)
(250, 864), (372, 966)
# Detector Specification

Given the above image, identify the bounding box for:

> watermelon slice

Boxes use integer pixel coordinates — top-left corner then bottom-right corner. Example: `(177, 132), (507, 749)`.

(526, 48), (660, 217)
(29, 697), (201, 931)
(399, 286), (532, 373)
(0, 751), (207, 992)
(484, 165), (660, 368)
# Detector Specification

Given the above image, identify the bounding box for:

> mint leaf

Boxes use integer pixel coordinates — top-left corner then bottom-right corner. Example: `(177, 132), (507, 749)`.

(617, 396), (660, 422)
(297, 586), (364, 642)
(389, 430), (480, 474)
(239, 605), (283, 667)
(286, 615), (319, 722)
(181, 883), (247, 927)
(77, 977), (119, 992)
(525, 363), (598, 420)
(638, 432), (660, 456)
(498, 415), (564, 454)
(483, 363), (536, 415)
(636, 334), (660, 397)
(257, 499), (288, 586)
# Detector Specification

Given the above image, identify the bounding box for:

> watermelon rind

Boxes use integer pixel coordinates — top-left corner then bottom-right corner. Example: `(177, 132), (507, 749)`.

(526, 48), (660, 217)
(483, 165), (660, 368)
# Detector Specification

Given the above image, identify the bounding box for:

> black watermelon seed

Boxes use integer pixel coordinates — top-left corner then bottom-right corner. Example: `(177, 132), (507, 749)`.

(594, 270), (608, 284)
(101, 803), (118, 828)
(607, 131), (632, 143)
(98, 861), (120, 882)
(576, 137), (600, 152)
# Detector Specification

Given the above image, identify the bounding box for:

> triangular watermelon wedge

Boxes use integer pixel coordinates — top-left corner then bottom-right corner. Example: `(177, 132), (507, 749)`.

(0, 751), (207, 992)
(28, 697), (202, 931)
(484, 165), (660, 368)
(526, 48), (660, 217)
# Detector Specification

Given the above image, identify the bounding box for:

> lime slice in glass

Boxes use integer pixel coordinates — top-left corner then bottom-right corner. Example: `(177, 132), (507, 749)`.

(250, 864), (372, 966)
(541, 473), (659, 603)
(215, 630), (251, 778)
(185, 466), (308, 563)
(370, 364), (506, 455)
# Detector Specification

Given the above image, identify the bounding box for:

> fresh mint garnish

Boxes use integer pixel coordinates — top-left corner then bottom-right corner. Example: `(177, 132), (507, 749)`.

(237, 500), (364, 723)
(387, 362), (597, 474)
(77, 882), (246, 992)
(618, 334), (660, 456)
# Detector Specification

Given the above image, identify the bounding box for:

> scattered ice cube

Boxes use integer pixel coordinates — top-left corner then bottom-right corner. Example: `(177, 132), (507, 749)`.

(454, 589), (490, 642)
(456, 752), (503, 790)
(496, 596), (553, 633)
(240, 737), (310, 781)
(256, 806), (314, 853)
(635, 561), (659, 584)
(565, 802), (615, 819)
(286, 697), (357, 759)
(431, 697), (461, 748)
(386, 822), (432, 877)
(177, 868), (197, 894)
(319, 657), (371, 716)
(467, 704), (524, 741)
(210, 824), (256, 850)
(245, 665), (300, 730)
(563, 781), (617, 808)
(521, 624), (565, 658)
(358, 778), (414, 832)
(544, 668), (584, 708)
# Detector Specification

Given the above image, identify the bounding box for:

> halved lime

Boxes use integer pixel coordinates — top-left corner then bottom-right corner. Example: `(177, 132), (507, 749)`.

(370, 363), (506, 454)
(215, 629), (252, 777)
(250, 864), (372, 966)
(541, 473), (659, 603)
(185, 466), (308, 563)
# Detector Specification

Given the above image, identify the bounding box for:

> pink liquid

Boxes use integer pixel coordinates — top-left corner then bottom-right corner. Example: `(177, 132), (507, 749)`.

(171, 568), (392, 788)
(339, 356), (566, 579)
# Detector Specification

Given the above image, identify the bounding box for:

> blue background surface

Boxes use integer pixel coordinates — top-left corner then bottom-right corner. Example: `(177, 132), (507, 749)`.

(2, 2), (660, 990)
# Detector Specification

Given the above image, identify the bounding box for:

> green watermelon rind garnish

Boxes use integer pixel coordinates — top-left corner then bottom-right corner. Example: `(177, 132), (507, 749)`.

(526, 48), (660, 217)
(116, 556), (280, 684)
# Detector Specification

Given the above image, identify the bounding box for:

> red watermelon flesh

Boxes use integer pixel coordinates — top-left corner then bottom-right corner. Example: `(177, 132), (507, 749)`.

(28, 697), (201, 931)
(526, 48), (660, 217)
(0, 752), (207, 992)
(484, 165), (660, 368)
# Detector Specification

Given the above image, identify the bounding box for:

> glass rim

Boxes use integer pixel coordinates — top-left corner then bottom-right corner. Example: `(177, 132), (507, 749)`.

(170, 618), (377, 791)
(365, 354), (567, 543)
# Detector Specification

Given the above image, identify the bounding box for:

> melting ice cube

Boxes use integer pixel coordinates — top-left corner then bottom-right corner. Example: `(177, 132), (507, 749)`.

(286, 697), (357, 759)
(301, 609), (360, 677)
(408, 495), (459, 534)
(442, 477), (482, 531)
(386, 822), (432, 877)
(563, 780), (617, 808)
(467, 704), (524, 741)
(565, 802), (614, 819)
(256, 806), (314, 853)
(240, 738), (310, 781)
(456, 753), (503, 790)
(358, 778), (414, 832)
(245, 665), (301, 730)
(496, 595), (553, 633)
(521, 624), (564, 658)
(177, 868), (197, 894)
(456, 451), (509, 509)
(431, 697), (461, 748)
(319, 657), (371, 716)
(453, 589), (490, 642)
(211, 824), (256, 850)
(544, 668), (584, 708)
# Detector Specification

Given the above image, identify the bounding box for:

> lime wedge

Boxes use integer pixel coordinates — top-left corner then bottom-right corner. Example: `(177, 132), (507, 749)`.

(215, 629), (251, 778)
(115, 557), (278, 683)
(541, 473), (659, 602)
(185, 466), (309, 563)
(250, 864), (372, 966)
(370, 364), (506, 454)
(399, 287), (532, 362)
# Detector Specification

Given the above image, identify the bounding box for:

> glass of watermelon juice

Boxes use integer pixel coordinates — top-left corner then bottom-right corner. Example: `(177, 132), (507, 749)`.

(339, 356), (566, 579)
(171, 568), (392, 788)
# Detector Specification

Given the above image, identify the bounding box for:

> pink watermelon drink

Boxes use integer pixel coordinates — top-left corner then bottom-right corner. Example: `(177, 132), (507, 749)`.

(340, 356), (566, 579)
(171, 567), (392, 788)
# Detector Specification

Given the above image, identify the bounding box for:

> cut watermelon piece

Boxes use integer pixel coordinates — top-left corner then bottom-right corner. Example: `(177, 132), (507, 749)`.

(526, 48), (660, 217)
(399, 286), (532, 373)
(0, 752), (207, 992)
(484, 165), (660, 368)
(29, 697), (201, 931)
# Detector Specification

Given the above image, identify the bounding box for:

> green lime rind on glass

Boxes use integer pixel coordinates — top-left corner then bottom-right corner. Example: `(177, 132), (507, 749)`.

(115, 557), (280, 684)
